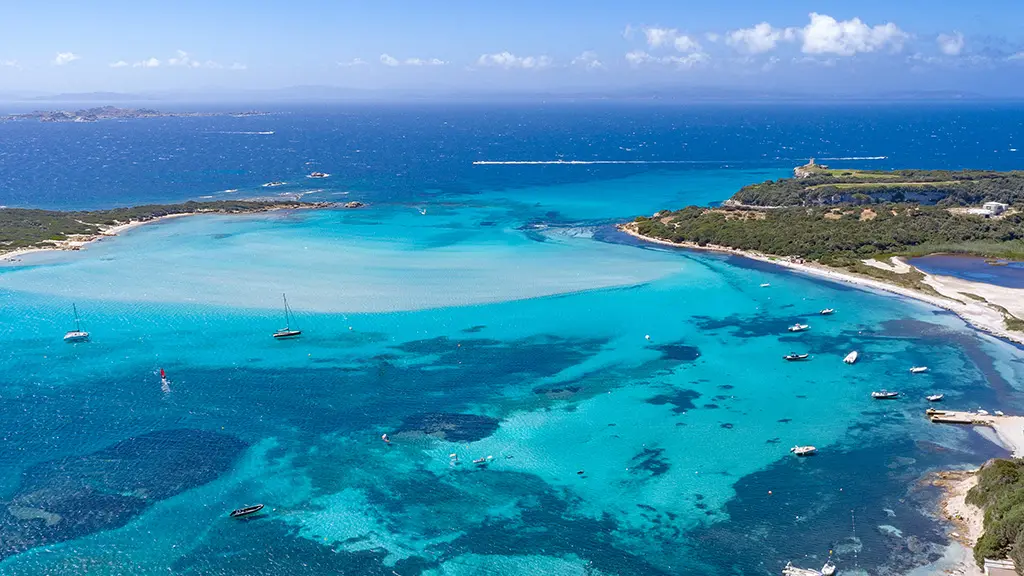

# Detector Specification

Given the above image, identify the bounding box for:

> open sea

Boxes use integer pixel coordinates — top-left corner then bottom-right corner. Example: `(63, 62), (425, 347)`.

(1, 103), (1023, 575)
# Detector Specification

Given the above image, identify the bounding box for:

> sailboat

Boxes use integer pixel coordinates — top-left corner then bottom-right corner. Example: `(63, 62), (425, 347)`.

(63, 304), (90, 343)
(273, 294), (302, 339)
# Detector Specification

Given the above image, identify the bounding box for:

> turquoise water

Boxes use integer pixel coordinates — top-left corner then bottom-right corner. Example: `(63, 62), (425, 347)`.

(2, 107), (1024, 575)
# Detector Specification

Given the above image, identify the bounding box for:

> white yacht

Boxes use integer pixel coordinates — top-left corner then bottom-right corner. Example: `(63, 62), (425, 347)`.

(819, 308), (835, 315)
(63, 304), (89, 343)
(790, 445), (817, 456)
(788, 323), (810, 332)
(926, 394), (944, 402)
(843, 351), (859, 364)
(910, 366), (929, 374)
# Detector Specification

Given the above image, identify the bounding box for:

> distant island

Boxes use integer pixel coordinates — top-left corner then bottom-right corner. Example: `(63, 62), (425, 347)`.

(0, 106), (266, 123)
(622, 161), (1024, 341)
(0, 200), (337, 259)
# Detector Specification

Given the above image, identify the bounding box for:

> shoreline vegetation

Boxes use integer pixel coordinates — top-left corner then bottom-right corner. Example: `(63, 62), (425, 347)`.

(0, 200), (337, 260)
(624, 161), (1024, 343)
(623, 161), (1024, 574)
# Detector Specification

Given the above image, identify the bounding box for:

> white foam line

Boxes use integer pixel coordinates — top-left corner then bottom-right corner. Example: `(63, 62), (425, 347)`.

(474, 160), (739, 165)
(816, 156), (888, 161)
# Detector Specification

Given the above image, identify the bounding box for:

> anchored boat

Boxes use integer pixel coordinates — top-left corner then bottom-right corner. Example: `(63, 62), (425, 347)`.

(910, 366), (929, 374)
(788, 323), (809, 332)
(843, 351), (858, 364)
(63, 303), (90, 343)
(872, 390), (900, 400)
(273, 294), (302, 339)
(784, 353), (810, 361)
(926, 394), (944, 402)
(819, 308), (835, 315)
(790, 445), (817, 456)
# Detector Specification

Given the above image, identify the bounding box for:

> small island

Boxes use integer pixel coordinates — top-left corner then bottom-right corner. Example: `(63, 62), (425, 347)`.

(0, 106), (266, 123)
(622, 162), (1024, 341)
(0, 200), (333, 260)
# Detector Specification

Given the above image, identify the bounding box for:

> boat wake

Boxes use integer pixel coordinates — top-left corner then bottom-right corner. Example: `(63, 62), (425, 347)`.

(816, 156), (888, 161)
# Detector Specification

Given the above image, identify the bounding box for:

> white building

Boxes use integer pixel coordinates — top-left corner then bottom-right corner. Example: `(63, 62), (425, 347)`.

(983, 201), (1009, 215)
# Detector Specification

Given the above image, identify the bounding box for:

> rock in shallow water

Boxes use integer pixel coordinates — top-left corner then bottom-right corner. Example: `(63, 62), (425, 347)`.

(0, 428), (248, 561)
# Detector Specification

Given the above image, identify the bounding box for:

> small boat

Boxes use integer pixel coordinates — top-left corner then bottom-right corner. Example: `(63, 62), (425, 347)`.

(926, 394), (944, 402)
(784, 353), (810, 361)
(978, 409), (990, 416)
(819, 308), (835, 315)
(820, 560), (836, 576)
(472, 457), (489, 466)
(272, 294), (302, 339)
(790, 445), (817, 456)
(229, 504), (265, 518)
(63, 303), (90, 343)
(783, 561), (826, 576)
(788, 324), (809, 332)
(381, 433), (391, 444)
(872, 390), (900, 399)
(307, 171), (330, 179)
(996, 410), (1005, 416)
(910, 366), (929, 374)
(262, 181), (286, 187)
(843, 351), (859, 364)
(760, 283), (771, 288)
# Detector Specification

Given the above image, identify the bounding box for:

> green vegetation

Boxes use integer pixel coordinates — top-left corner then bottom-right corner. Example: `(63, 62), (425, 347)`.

(634, 205), (1024, 266)
(0, 200), (316, 253)
(966, 459), (1024, 570)
(733, 167), (1024, 207)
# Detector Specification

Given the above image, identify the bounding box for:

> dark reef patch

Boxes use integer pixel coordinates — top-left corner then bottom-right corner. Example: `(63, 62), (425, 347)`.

(629, 447), (670, 477)
(461, 325), (487, 333)
(647, 341), (701, 362)
(0, 429), (247, 562)
(645, 389), (701, 414)
(396, 412), (500, 442)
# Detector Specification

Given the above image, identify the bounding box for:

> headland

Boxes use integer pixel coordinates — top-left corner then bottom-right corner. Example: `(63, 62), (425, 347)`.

(0, 200), (338, 261)
(621, 161), (1024, 344)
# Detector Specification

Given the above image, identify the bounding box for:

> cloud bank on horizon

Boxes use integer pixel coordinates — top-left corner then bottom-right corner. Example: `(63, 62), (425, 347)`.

(1, 3), (1023, 96)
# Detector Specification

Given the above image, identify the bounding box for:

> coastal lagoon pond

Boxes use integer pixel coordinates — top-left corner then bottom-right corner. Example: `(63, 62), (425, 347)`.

(2, 105), (1024, 575)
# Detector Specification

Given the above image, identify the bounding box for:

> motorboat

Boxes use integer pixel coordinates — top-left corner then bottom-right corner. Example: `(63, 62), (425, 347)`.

(760, 283), (771, 288)
(872, 390), (900, 399)
(926, 394), (944, 402)
(784, 353), (810, 361)
(790, 445), (817, 456)
(229, 504), (265, 518)
(307, 171), (330, 178)
(788, 324), (809, 332)
(262, 181), (287, 187)
(821, 561), (836, 576)
(63, 304), (90, 343)
(910, 366), (929, 374)
(843, 351), (859, 364)
(819, 308), (835, 315)
(996, 411), (1006, 416)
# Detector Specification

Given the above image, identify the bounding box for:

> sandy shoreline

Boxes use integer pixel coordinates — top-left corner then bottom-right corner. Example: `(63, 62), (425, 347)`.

(618, 222), (1024, 346)
(0, 204), (334, 262)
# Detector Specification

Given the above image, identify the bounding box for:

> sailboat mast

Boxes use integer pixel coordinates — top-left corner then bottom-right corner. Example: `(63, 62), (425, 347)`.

(282, 294), (291, 329)
(73, 303), (81, 331)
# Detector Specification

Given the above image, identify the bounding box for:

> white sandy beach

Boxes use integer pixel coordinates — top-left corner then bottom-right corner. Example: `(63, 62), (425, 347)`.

(619, 223), (1024, 346)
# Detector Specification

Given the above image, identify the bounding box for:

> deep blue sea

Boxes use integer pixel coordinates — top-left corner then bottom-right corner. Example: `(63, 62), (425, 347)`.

(1, 103), (1023, 576)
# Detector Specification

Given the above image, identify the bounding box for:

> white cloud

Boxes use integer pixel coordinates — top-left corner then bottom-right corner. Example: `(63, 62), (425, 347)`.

(168, 50), (202, 68)
(641, 27), (702, 53)
(705, 32), (720, 43)
(800, 12), (908, 56)
(624, 50), (708, 68)
(1, 59), (20, 69)
(380, 54), (447, 67)
(53, 52), (80, 66)
(727, 22), (797, 54)
(133, 57), (161, 68)
(571, 51), (604, 70)
(937, 32), (965, 56)
(477, 52), (553, 69)
(1008, 52), (1024, 61)
(229, 62), (247, 71)
(338, 58), (368, 67)
(108, 60), (129, 68)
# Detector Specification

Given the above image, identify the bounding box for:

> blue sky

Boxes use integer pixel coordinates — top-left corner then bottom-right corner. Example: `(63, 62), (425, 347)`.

(2, 0), (1024, 96)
